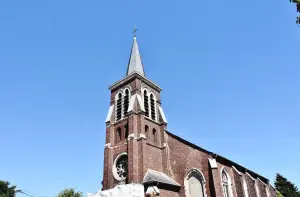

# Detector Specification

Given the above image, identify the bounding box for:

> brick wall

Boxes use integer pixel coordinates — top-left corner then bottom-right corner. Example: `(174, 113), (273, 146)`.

(103, 75), (273, 197)
(257, 180), (267, 197)
(245, 173), (257, 197)
(233, 168), (244, 197)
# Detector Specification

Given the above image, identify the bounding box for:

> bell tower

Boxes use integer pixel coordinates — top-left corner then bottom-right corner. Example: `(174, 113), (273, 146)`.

(102, 35), (168, 190)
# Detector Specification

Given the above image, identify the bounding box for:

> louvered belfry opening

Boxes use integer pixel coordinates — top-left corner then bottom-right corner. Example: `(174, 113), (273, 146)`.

(144, 90), (149, 117)
(123, 89), (129, 116)
(116, 93), (122, 121)
(150, 94), (155, 120)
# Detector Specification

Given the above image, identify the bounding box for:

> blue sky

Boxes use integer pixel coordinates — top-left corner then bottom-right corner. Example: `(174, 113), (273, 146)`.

(0, 0), (299, 196)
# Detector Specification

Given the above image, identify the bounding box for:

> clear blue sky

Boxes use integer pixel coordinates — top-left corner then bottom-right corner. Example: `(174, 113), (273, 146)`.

(0, 1), (299, 196)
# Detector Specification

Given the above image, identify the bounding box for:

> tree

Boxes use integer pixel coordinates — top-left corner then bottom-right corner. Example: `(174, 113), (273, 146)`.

(0, 181), (16, 197)
(290, 0), (300, 24)
(277, 190), (284, 197)
(274, 173), (300, 197)
(57, 188), (83, 197)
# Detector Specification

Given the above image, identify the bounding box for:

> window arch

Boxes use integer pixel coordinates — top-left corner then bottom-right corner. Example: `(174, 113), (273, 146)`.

(242, 177), (249, 197)
(150, 93), (156, 121)
(145, 125), (149, 139)
(221, 169), (233, 197)
(123, 89), (130, 116)
(152, 128), (157, 143)
(143, 90), (149, 117)
(116, 127), (121, 142)
(184, 168), (207, 197)
(116, 92), (122, 121)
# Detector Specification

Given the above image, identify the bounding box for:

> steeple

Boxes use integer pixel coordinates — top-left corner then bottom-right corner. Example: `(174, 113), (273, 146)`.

(126, 36), (145, 76)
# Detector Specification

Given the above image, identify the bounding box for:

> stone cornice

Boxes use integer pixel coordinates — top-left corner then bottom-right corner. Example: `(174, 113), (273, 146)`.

(108, 72), (162, 92)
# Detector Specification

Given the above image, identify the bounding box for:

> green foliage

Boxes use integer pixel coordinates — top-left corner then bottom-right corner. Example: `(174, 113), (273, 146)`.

(274, 173), (300, 197)
(277, 190), (284, 197)
(57, 188), (83, 197)
(0, 181), (16, 197)
(291, 0), (300, 12)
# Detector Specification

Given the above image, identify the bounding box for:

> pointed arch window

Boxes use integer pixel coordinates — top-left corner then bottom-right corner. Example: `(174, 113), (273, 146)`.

(150, 93), (156, 121)
(152, 128), (157, 143)
(145, 125), (149, 139)
(116, 93), (122, 121)
(123, 89), (130, 116)
(242, 177), (249, 197)
(116, 127), (121, 142)
(185, 169), (207, 197)
(143, 90), (149, 117)
(221, 169), (232, 197)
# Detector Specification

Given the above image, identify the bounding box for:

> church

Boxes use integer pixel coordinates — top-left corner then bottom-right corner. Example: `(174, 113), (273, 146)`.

(101, 35), (278, 197)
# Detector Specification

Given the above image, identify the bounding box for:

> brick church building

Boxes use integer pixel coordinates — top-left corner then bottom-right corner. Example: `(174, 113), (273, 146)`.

(102, 35), (277, 197)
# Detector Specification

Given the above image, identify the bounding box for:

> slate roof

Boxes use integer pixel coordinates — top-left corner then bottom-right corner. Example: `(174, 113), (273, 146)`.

(126, 36), (145, 76)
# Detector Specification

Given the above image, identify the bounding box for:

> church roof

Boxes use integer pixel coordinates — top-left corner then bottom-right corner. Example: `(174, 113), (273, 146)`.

(126, 36), (145, 76)
(165, 130), (270, 184)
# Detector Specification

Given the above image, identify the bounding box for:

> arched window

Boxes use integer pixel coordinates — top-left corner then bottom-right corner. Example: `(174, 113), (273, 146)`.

(143, 90), (149, 117)
(124, 124), (128, 139)
(116, 127), (121, 142)
(184, 169), (206, 197)
(242, 177), (249, 197)
(150, 93), (156, 121)
(123, 89), (130, 116)
(116, 93), (122, 121)
(145, 125), (149, 139)
(152, 129), (157, 143)
(113, 153), (128, 182)
(221, 169), (232, 197)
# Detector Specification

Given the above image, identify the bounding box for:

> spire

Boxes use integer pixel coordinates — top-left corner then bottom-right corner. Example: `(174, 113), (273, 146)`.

(126, 36), (145, 76)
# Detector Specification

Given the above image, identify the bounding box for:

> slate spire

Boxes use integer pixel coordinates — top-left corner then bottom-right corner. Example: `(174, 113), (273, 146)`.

(126, 36), (145, 76)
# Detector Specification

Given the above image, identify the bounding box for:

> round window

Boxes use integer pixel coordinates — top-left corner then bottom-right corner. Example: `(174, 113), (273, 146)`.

(113, 153), (128, 181)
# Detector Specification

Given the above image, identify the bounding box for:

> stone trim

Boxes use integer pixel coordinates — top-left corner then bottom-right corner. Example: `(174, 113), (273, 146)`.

(146, 142), (166, 149)
(158, 104), (167, 124)
(108, 72), (162, 92)
(246, 172), (256, 181)
(127, 133), (135, 140)
(257, 178), (267, 185)
(127, 94), (136, 113)
(232, 166), (242, 175)
(137, 133), (146, 140)
(105, 105), (114, 123)
(208, 158), (218, 169)
(104, 143), (111, 148)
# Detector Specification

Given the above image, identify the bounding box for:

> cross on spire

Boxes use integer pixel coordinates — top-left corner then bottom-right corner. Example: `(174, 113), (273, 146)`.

(126, 29), (145, 76)
(132, 26), (138, 37)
